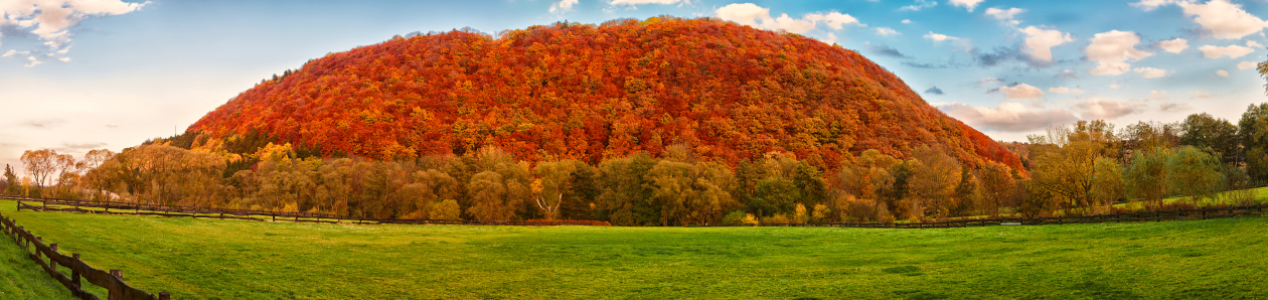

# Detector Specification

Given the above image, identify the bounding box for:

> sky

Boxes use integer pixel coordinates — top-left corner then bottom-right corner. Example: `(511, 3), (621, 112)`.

(3, 0), (1268, 174)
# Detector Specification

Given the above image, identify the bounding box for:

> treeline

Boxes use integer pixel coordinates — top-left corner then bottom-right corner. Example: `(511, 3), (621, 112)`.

(3, 106), (1268, 225)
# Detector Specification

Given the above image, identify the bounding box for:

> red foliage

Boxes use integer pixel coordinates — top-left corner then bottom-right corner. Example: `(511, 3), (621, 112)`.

(188, 17), (1023, 173)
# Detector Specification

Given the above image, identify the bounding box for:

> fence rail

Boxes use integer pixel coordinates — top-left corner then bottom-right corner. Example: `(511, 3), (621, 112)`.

(3, 196), (613, 226)
(4, 196), (1266, 229)
(0, 210), (169, 300)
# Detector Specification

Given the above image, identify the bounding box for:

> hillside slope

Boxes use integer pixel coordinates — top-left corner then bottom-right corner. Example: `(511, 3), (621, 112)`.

(186, 17), (1020, 172)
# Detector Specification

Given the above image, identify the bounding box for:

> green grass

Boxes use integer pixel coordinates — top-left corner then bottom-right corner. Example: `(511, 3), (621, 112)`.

(0, 223), (78, 300)
(1112, 186), (1268, 210)
(0, 200), (1265, 300)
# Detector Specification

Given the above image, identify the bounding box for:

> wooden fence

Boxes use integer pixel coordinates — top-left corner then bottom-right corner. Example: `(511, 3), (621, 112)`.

(707, 203), (1268, 228)
(0, 210), (169, 300)
(3, 196), (610, 226)
(4, 196), (1266, 229)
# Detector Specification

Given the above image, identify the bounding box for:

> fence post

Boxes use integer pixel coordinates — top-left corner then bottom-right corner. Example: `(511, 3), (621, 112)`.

(160, 292), (170, 300)
(49, 243), (57, 272)
(108, 269), (122, 300)
(71, 253), (81, 289)
(16, 199), (20, 211)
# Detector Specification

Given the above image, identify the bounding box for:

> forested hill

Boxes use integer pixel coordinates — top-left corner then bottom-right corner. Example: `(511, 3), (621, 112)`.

(182, 16), (1021, 173)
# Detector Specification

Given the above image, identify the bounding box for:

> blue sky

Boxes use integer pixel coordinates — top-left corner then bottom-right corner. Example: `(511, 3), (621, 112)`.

(2, 0), (1267, 171)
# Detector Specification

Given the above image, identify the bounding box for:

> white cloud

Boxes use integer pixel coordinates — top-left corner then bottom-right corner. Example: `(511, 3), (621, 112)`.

(58, 57), (70, 62)
(1049, 87), (1070, 94)
(1239, 61), (1257, 70)
(1158, 38), (1188, 53)
(714, 4), (863, 34)
(1, 50), (16, 57)
(976, 77), (1004, 86)
(610, 0), (681, 5)
(937, 102), (1078, 132)
(1020, 26), (1073, 62)
(1217, 70), (1230, 77)
(1134, 67), (1168, 78)
(0, 0), (147, 60)
(1078, 98), (1142, 120)
(985, 7), (1026, 26)
(899, 0), (937, 12)
(1085, 30), (1152, 76)
(24, 56), (42, 67)
(924, 31), (960, 42)
(1177, 0), (1267, 40)
(1199, 44), (1254, 58)
(550, 0), (579, 13)
(949, 0), (985, 12)
(901, 19), (912, 24)
(996, 83), (1044, 99)
(1248, 40), (1263, 48)
(875, 27), (900, 36)
(804, 12), (862, 30)
(1131, 0), (1175, 11)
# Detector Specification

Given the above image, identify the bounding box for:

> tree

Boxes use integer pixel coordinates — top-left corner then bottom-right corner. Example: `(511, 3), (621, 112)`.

(904, 146), (962, 220)
(1179, 113), (1237, 164)
(430, 199), (462, 220)
(2, 164), (18, 195)
(1124, 147), (1171, 209)
(595, 153), (659, 226)
(644, 160), (737, 225)
(80, 150), (117, 200)
(532, 160), (580, 220)
(1029, 138), (1120, 216)
(1238, 103), (1268, 184)
(20, 149), (57, 198)
(52, 153), (81, 198)
(1166, 146), (1223, 204)
(976, 161), (1016, 217)
(467, 171), (510, 221)
(1120, 121), (1179, 154)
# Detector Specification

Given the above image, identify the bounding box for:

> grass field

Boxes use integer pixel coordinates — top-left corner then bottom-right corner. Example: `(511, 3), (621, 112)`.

(1109, 186), (1268, 210)
(0, 199), (1265, 300)
(0, 223), (78, 300)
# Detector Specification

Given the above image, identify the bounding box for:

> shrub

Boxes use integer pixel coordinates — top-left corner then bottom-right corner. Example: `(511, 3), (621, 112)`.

(764, 213), (791, 225)
(430, 199), (462, 220)
(721, 210), (748, 225)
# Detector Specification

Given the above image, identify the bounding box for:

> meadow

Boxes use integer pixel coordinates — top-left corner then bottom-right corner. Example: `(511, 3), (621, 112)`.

(0, 199), (1264, 300)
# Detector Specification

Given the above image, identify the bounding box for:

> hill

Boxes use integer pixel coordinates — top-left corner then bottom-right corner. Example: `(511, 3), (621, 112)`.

(3, 200), (1264, 299)
(181, 16), (1021, 172)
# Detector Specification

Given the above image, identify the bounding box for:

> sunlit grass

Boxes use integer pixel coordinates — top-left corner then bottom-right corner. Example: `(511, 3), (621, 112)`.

(0, 199), (1265, 300)
(1112, 186), (1268, 210)
(0, 224), (78, 300)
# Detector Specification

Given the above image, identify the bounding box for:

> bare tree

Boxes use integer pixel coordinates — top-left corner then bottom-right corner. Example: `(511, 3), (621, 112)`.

(20, 149), (57, 198)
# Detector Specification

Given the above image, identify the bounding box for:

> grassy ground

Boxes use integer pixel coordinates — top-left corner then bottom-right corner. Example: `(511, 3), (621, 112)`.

(0, 200), (1265, 300)
(1112, 186), (1268, 210)
(0, 223), (79, 300)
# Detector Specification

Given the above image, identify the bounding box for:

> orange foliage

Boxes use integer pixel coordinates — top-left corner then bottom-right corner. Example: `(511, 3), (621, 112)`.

(188, 17), (1022, 174)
